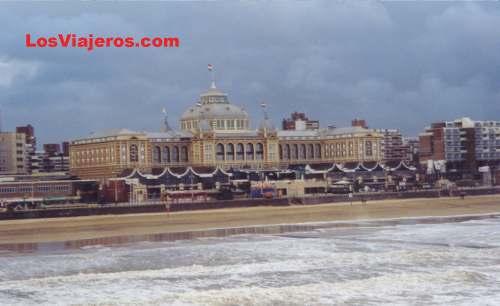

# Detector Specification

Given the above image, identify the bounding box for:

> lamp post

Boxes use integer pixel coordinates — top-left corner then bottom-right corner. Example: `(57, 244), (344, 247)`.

(190, 173), (194, 202)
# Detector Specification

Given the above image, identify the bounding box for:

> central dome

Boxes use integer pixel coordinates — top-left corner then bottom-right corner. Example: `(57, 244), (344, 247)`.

(180, 86), (250, 133)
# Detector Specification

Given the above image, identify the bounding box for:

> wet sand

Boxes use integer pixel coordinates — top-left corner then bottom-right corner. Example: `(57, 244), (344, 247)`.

(0, 195), (499, 245)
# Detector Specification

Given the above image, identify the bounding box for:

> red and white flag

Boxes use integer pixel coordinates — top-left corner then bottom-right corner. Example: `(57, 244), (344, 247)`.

(208, 64), (213, 71)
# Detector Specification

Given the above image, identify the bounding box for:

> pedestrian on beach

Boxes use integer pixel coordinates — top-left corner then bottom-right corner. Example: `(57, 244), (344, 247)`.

(361, 197), (367, 206)
(165, 202), (171, 217)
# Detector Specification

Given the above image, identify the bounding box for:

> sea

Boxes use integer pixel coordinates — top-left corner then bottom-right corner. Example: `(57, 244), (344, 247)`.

(1, 214), (500, 306)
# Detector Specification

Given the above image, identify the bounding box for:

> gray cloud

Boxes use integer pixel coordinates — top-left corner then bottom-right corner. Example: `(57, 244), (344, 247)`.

(0, 1), (499, 145)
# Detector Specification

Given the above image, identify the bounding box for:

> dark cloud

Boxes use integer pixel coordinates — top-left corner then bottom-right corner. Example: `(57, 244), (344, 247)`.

(0, 1), (499, 144)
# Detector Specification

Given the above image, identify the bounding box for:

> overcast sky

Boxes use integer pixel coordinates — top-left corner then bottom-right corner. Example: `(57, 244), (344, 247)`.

(1, 1), (499, 145)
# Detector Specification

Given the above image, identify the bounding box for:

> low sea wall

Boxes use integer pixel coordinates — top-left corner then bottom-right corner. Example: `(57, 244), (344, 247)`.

(1, 187), (499, 221)
(0, 198), (289, 220)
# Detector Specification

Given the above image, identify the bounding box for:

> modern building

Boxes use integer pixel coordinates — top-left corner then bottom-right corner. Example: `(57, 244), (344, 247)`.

(352, 119), (411, 163)
(419, 117), (500, 180)
(43, 144), (61, 156)
(30, 151), (70, 174)
(16, 125), (36, 173)
(282, 112), (320, 131)
(0, 131), (27, 175)
(70, 74), (384, 180)
(351, 118), (367, 129)
(402, 136), (420, 164)
(372, 128), (406, 162)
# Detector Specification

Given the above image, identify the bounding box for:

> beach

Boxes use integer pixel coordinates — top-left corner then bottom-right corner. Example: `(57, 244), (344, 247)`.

(1, 194), (499, 245)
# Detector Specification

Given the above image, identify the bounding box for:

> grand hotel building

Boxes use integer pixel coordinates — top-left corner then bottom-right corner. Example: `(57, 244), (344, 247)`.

(70, 79), (384, 179)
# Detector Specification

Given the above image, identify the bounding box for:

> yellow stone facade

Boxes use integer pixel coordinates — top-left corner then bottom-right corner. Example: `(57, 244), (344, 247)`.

(70, 83), (382, 179)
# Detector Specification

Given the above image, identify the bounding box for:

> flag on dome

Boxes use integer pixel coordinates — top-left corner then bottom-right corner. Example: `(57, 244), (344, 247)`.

(260, 102), (267, 108)
(208, 64), (213, 71)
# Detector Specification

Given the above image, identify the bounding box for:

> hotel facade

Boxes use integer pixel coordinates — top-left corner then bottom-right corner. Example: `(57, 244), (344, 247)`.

(70, 79), (384, 180)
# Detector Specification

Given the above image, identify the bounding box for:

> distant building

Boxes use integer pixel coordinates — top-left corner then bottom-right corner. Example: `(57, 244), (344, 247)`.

(352, 120), (409, 163)
(43, 143), (61, 156)
(373, 128), (406, 162)
(419, 117), (500, 179)
(16, 125), (36, 147)
(0, 131), (27, 174)
(351, 118), (367, 129)
(402, 136), (420, 164)
(62, 141), (70, 157)
(16, 125), (36, 173)
(282, 112), (320, 131)
(30, 142), (70, 174)
(30, 150), (69, 174)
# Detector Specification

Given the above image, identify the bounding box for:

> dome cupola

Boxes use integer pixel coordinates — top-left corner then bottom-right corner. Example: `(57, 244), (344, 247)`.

(180, 66), (250, 133)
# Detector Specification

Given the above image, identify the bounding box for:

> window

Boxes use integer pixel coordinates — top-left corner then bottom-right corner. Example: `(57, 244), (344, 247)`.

(216, 120), (225, 129)
(153, 146), (161, 163)
(226, 143), (235, 160)
(256, 143), (264, 160)
(204, 143), (213, 161)
(19, 186), (32, 193)
(284, 144), (290, 160)
(246, 143), (254, 160)
(216, 143), (225, 161)
(366, 141), (373, 157)
(315, 144), (322, 159)
(172, 146), (180, 162)
(268, 143), (276, 161)
(236, 143), (244, 160)
(227, 120), (235, 130)
(129, 144), (138, 162)
(162, 146), (171, 162)
(181, 146), (188, 162)
(307, 144), (314, 159)
(292, 144), (299, 160)
(299, 144), (306, 159)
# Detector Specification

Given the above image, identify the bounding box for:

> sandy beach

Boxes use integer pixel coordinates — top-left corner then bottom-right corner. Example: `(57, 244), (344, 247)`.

(0, 194), (499, 244)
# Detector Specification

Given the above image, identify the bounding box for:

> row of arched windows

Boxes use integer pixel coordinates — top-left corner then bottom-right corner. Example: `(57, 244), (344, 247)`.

(216, 143), (264, 161)
(278, 143), (322, 161)
(152, 145), (189, 163)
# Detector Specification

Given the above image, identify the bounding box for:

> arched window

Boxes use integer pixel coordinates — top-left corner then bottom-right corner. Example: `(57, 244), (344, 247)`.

(216, 143), (225, 161)
(279, 145), (283, 160)
(129, 144), (138, 162)
(162, 146), (170, 163)
(307, 144), (314, 159)
(292, 144), (299, 160)
(299, 144), (306, 160)
(153, 146), (161, 163)
(246, 143), (254, 160)
(256, 143), (264, 160)
(236, 143), (244, 160)
(315, 144), (322, 159)
(284, 144), (290, 160)
(172, 146), (180, 162)
(226, 143), (235, 161)
(366, 141), (373, 157)
(181, 146), (188, 162)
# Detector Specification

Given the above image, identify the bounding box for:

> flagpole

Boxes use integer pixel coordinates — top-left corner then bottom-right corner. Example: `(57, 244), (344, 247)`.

(208, 64), (216, 89)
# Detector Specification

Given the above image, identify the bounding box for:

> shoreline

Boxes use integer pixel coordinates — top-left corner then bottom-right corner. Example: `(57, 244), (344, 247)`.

(2, 212), (500, 254)
(0, 194), (499, 246)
